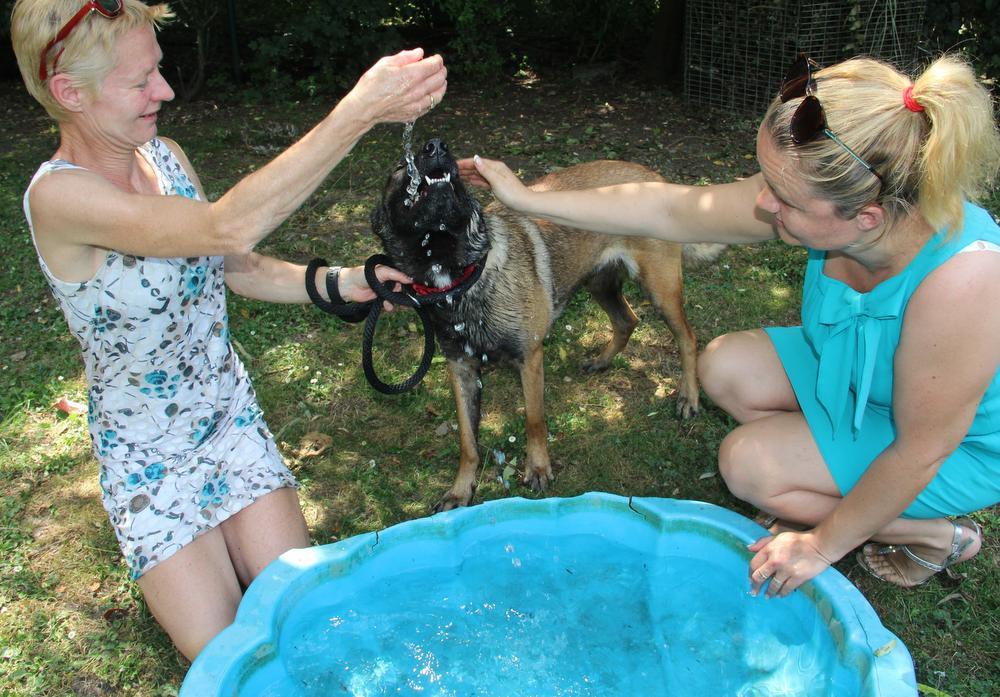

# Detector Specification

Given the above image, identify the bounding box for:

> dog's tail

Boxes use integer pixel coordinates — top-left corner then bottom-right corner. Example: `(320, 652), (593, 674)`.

(682, 243), (728, 266)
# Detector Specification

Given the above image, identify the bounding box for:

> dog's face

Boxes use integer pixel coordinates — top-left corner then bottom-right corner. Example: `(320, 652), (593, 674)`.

(372, 137), (487, 285)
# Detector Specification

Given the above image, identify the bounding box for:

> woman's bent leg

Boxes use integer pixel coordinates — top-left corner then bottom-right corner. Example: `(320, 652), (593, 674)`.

(699, 329), (799, 423)
(137, 526), (242, 661)
(719, 410), (841, 524)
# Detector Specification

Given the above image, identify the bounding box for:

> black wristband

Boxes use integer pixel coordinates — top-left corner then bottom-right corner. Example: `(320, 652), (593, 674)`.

(325, 265), (347, 305)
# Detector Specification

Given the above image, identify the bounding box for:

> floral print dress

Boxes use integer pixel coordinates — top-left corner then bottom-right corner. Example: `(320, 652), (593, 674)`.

(24, 138), (298, 579)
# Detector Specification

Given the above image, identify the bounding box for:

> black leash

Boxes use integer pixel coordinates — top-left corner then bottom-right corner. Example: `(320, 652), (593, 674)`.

(306, 254), (485, 394)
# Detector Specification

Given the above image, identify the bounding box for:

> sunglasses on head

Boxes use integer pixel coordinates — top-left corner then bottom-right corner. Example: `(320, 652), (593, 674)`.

(38, 0), (124, 81)
(779, 53), (884, 193)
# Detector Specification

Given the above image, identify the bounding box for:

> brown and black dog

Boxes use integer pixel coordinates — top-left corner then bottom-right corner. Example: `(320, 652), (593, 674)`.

(371, 138), (723, 511)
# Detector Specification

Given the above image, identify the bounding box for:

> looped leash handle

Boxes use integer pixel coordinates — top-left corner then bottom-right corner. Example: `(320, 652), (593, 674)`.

(361, 301), (436, 394)
(360, 254), (436, 395)
(363, 254), (422, 307)
(305, 258), (372, 323)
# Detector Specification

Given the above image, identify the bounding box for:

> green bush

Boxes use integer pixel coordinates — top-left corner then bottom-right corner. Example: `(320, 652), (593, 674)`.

(923, 0), (1000, 82)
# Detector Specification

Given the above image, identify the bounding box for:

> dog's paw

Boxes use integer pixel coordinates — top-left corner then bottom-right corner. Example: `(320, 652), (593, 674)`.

(675, 395), (700, 420)
(431, 488), (475, 513)
(579, 356), (612, 373)
(521, 466), (554, 493)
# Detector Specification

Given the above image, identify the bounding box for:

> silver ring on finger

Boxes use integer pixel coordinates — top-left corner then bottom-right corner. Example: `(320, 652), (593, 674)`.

(754, 568), (769, 580)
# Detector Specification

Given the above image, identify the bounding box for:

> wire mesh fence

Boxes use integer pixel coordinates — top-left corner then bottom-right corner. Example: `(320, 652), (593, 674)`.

(683, 0), (928, 113)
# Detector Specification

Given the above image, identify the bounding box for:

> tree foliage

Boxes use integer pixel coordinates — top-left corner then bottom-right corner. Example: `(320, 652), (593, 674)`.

(1, 1), (998, 98)
(922, 0), (1000, 82)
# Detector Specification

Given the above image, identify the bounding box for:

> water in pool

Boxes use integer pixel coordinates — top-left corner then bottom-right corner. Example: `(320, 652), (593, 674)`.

(278, 532), (859, 696)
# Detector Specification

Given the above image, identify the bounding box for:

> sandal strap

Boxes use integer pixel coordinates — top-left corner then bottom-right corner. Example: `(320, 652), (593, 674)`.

(943, 517), (981, 566)
(899, 544), (946, 573)
(900, 518), (982, 572)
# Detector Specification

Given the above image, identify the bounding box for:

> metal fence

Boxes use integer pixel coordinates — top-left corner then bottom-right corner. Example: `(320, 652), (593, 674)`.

(684, 0), (928, 113)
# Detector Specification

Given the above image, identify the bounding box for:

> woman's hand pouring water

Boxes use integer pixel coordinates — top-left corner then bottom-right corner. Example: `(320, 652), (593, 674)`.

(345, 48), (448, 126)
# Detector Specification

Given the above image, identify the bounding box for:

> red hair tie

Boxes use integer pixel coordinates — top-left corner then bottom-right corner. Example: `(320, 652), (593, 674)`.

(903, 85), (924, 113)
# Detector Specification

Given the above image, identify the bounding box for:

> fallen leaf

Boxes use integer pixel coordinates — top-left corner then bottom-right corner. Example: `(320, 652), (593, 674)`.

(936, 592), (965, 606)
(55, 397), (87, 415)
(873, 639), (896, 657)
(102, 607), (129, 623)
(10, 351), (26, 362)
(434, 422), (450, 437)
(88, 581), (101, 593)
(698, 471), (716, 480)
(297, 431), (332, 458)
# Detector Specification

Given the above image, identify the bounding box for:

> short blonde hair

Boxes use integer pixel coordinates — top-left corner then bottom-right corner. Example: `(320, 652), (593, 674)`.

(763, 54), (1000, 235)
(12, 0), (173, 121)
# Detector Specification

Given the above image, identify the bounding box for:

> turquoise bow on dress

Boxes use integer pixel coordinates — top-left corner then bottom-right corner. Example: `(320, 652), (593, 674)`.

(815, 281), (908, 436)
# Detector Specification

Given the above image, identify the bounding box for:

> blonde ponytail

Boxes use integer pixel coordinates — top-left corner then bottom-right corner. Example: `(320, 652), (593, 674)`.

(911, 55), (1000, 233)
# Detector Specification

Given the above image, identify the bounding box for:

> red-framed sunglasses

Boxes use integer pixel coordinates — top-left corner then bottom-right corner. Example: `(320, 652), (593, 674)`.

(779, 53), (884, 193)
(38, 0), (124, 81)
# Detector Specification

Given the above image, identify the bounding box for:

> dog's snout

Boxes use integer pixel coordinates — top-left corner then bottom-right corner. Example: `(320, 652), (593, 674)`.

(424, 138), (449, 159)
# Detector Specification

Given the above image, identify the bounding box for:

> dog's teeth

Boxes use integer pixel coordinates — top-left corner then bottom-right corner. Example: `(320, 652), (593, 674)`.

(445, 172), (451, 182)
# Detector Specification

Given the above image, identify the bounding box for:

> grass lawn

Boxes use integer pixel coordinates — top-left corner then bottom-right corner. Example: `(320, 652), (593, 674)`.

(0, 71), (997, 696)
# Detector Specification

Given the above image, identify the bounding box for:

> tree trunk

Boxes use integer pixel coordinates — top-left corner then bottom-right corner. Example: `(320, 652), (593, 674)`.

(644, 0), (686, 84)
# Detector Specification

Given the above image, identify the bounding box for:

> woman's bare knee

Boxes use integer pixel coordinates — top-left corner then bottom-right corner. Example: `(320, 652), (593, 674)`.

(699, 330), (794, 421)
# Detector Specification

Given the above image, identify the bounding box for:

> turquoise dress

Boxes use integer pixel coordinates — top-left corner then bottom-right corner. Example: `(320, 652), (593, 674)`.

(766, 202), (1000, 519)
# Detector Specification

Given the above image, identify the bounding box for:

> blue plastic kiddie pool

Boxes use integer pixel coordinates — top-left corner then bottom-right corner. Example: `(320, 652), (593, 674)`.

(180, 493), (916, 696)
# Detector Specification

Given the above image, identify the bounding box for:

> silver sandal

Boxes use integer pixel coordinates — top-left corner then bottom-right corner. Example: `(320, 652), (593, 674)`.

(857, 517), (982, 587)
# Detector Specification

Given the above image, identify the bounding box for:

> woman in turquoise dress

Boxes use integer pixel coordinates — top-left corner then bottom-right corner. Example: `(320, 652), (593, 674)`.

(460, 53), (1000, 595)
(11, 0), (446, 659)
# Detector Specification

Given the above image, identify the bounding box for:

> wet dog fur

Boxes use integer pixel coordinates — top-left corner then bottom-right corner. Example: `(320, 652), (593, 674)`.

(371, 138), (721, 511)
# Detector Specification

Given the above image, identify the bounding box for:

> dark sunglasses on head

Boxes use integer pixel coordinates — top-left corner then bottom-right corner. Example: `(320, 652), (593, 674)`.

(779, 53), (884, 193)
(39, 0), (124, 81)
